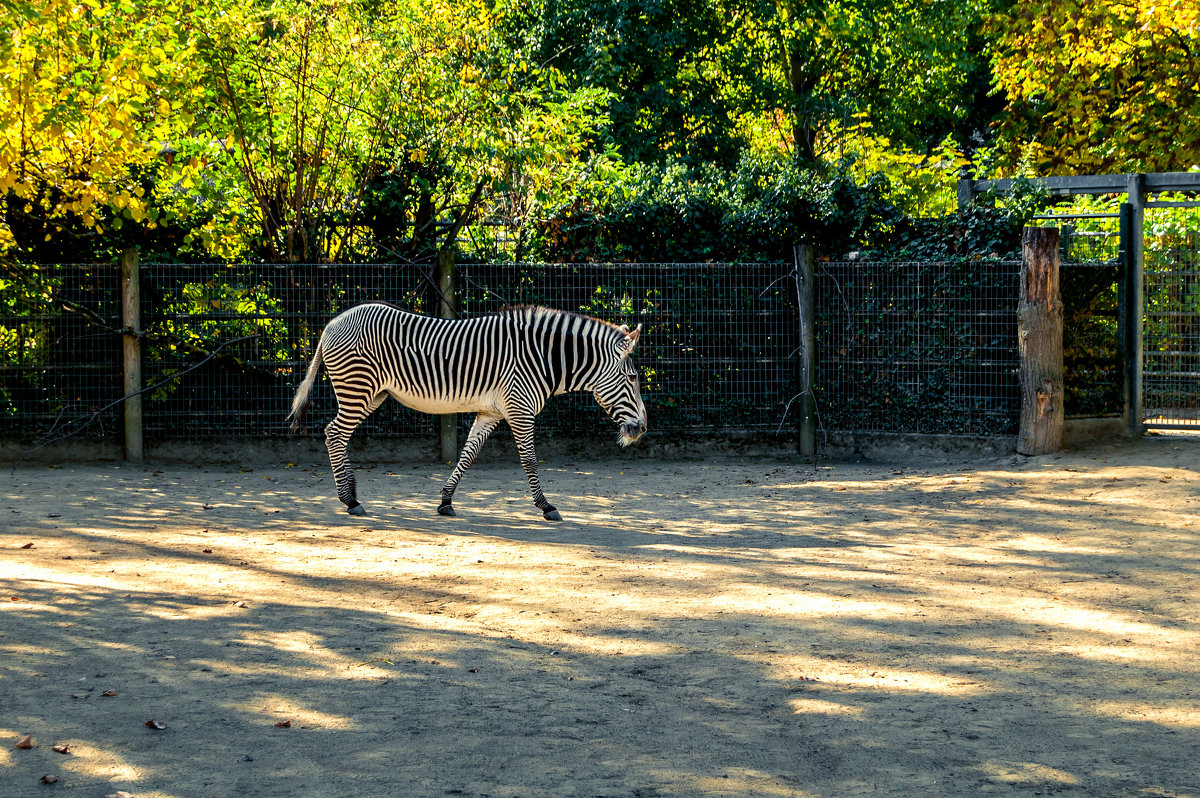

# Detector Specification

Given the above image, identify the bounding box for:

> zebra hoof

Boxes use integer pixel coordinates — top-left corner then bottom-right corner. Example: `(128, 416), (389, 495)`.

(347, 503), (366, 516)
(437, 504), (457, 517)
(543, 509), (562, 521)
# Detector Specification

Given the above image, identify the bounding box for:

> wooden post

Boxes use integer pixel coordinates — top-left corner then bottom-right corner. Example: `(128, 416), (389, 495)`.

(435, 247), (457, 462)
(1016, 227), (1064, 456)
(119, 248), (143, 462)
(794, 244), (817, 457)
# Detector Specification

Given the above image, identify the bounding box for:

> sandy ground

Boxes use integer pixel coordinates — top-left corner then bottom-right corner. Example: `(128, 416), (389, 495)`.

(1, 434), (1199, 798)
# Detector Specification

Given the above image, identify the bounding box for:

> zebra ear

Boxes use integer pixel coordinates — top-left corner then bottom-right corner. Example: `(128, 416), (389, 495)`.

(622, 324), (641, 354)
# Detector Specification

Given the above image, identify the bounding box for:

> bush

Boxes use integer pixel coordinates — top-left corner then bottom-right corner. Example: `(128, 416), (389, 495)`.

(875, 176), (1050, 261)
(531, 156), (898, 262)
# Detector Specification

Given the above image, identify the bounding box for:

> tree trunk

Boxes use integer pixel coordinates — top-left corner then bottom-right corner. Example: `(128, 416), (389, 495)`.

(794, 244), (816, 456)
(436, 247), (457, 463)
(120, 249), (143, 462)
(1017, 226), (1064, 456)
(783, 42), (820, 168)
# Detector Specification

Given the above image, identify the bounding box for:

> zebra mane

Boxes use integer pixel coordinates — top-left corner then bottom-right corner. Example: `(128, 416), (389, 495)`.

(498, 305), (628, 336)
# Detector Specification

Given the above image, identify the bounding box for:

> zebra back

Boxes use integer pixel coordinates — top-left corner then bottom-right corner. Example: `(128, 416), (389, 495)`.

(293, 303), (638, 420)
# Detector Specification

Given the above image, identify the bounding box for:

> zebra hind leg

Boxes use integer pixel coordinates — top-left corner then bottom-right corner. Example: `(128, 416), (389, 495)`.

(326, 410), (368, 515)
(437, 413), (501, 517)
(508, 414), (561, 521)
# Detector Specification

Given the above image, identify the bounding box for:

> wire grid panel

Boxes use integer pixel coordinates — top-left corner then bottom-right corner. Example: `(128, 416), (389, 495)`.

(458, 262), (799, 434)
(816, 260), (1021, 436)
(0, 263), (123, 440)
(139, 262), (439, 438)
(1061, 230), (1122, 417)
(1143, 229), (1200, 427)
(1061, 229), (1120, 264)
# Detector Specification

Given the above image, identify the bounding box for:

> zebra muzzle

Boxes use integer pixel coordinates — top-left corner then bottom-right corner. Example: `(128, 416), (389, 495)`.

(619, 419), (647, 444)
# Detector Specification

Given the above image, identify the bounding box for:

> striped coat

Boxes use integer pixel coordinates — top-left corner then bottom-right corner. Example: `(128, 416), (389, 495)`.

(289, 303), (647, 519)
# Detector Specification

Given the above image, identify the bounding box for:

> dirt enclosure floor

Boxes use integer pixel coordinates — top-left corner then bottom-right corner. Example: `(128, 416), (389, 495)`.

(2, 434), (1199, 798)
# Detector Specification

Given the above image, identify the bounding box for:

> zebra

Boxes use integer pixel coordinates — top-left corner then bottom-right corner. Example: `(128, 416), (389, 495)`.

(288, 303), (648, 520)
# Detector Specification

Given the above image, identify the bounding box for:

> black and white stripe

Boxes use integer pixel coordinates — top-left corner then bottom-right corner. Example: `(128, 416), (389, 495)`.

(289, 304), (647, 518)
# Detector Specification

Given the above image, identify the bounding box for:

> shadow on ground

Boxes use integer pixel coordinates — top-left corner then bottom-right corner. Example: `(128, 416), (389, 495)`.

(2, 435), (1199, 797)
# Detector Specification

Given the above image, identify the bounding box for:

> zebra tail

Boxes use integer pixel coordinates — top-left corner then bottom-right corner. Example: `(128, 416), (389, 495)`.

(288, 338), (325, 432)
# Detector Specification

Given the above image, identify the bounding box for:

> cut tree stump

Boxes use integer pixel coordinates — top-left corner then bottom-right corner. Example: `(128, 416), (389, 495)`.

(1017, 226), (1064, 456)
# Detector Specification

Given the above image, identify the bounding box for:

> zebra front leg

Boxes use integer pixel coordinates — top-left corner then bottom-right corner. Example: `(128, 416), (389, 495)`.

(438, 413), (501, 517)
(508, 413), (560, 521)
(326, 411), (366, 515)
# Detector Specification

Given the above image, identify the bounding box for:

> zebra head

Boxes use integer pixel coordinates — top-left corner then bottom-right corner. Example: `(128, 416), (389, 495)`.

(593, 323), (648, 447)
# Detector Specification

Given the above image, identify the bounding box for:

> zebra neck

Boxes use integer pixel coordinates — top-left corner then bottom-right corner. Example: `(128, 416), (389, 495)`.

(519, 309), (618, 396)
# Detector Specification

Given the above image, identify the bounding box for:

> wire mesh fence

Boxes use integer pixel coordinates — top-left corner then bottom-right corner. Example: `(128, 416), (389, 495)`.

(1143, 227), (1200, 427)
(1, 261), (802, 443)
(1059, 229), (1123, 418)
(457, 262), (798, 435)
(11, 255), (1108, 446)
(137, 262), (437, 439)
(815, 259), (1021, 436)
(0, 264), (124, 441)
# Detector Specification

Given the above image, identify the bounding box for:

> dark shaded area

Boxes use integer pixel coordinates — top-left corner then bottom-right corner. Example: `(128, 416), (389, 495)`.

(1060, 232), (1122, 418)
(816, 259), (1021, 436)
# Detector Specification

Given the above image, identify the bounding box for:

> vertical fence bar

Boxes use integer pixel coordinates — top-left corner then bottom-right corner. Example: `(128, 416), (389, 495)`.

(1126, 175), (1146, 436)
(1017, 227), (1064, 455)
(794, 245), (817, 456)
(1118, 202), (1134, 436)
(120, 248), (143, 462)
(436, 248), (458, 462)
(956, 169), (976, 213)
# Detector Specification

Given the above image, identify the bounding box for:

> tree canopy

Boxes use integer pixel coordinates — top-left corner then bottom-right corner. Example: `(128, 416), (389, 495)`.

(1, 0), (1197, 262)
(989, 0), (1200, 174)
(0, 0), (199, 258)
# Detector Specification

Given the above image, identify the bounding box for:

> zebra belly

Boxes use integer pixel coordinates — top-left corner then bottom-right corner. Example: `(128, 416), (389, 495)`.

(385, 387), (505, 417)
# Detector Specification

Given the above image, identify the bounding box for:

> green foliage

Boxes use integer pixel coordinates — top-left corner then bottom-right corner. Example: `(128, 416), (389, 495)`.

(878, 176), (1050, 261)
(516, 0), (994, 170)
(826, 117), (969, 217)
(0, 267), (58, 380)
(1, 0), (1191, 266)
(729, 0), (992, 165)
(531, 152), (1057, 264)
(988, 0), (1200, 173)
(533, 155), (895, 262)
(514, 0), (748, 167)
(186, 0), (487, 261)
(0, 0), (208, 259)
(0, 0), (615, 263)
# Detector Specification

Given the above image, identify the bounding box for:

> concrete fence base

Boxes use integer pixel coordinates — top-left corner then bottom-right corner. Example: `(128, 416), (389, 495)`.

(3, 417), (1130, 468)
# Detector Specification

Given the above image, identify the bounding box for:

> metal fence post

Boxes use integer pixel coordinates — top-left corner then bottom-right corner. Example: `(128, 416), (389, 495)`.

(956, 169), (976, 213)
(1125, 175), (1146, 437)
(1118, 202), (1134, 436)
(120, 248), (143, 462)
(794, 244), (816, 456)
(435, 248), (458, 462)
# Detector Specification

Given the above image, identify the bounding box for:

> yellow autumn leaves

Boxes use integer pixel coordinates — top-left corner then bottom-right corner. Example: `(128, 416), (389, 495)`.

(988, 0), (1200, 173)
(0, 0), (199, 234)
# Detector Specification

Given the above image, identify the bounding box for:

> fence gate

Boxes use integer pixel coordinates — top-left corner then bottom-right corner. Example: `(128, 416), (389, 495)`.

(1137, 201), (1200, 430)
(962, 171), (1200, 436)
